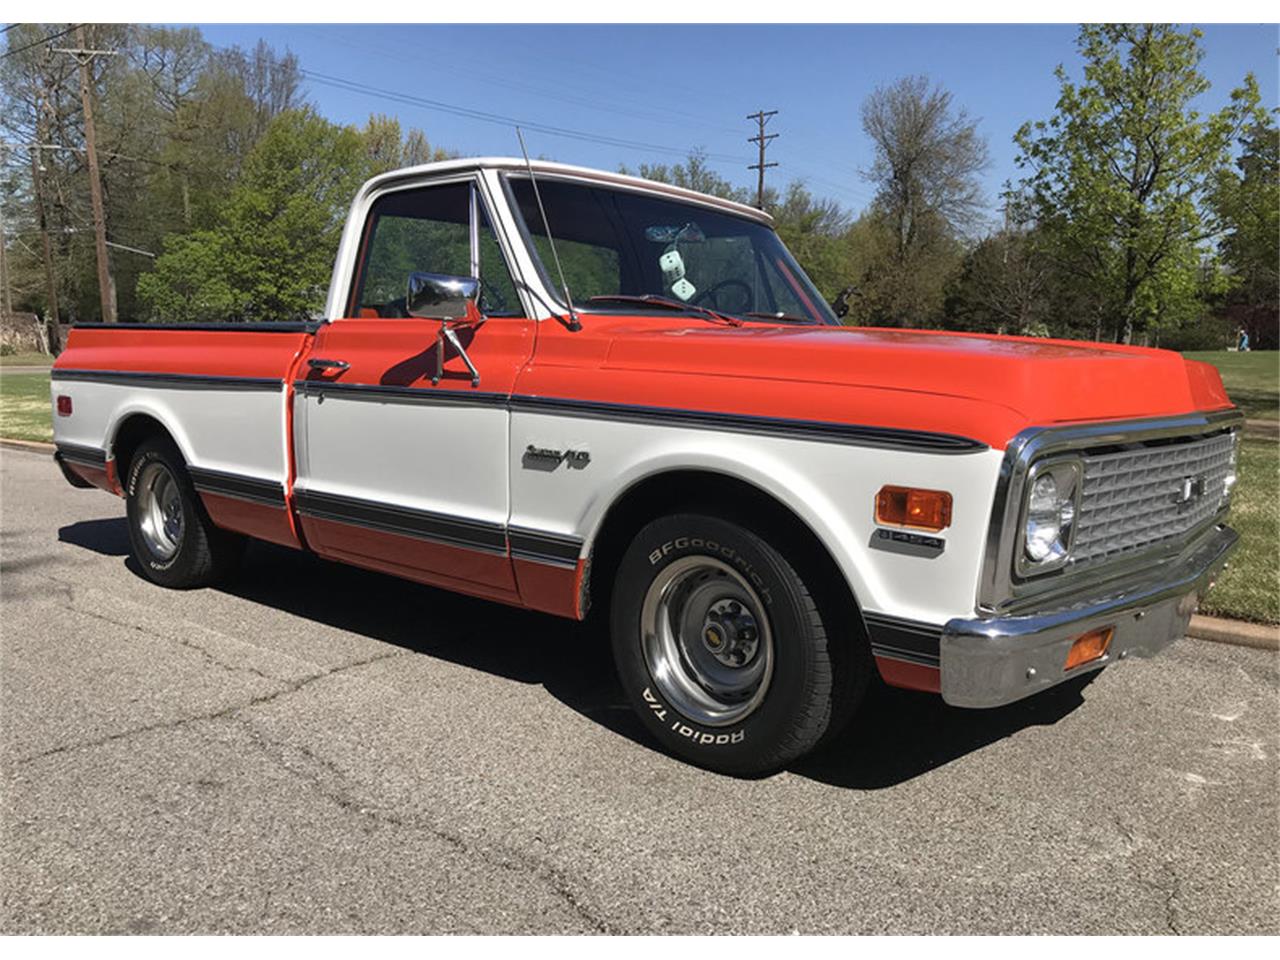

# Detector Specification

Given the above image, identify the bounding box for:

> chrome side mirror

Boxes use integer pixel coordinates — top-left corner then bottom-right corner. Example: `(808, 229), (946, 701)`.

(406, 272), (486, 388)
(407, 271), (483, 322)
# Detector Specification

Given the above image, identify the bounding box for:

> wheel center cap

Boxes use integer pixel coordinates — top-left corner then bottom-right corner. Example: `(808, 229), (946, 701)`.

(702, 600), (760, 668)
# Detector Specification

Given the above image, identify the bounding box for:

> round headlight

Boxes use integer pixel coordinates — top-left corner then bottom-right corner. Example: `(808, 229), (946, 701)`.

(1020, 461), (1081, 573)
(1030, 473), (1058, 512)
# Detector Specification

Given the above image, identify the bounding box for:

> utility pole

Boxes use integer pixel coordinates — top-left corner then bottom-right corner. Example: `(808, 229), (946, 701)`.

(55, 26), (116, 323)
(747, 109), (778, 210)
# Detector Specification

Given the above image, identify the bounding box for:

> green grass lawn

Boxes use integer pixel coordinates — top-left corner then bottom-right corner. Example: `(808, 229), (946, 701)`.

(1185, 350), (1279, 420)
(1201, 434), (1279, 625)
(1180, 352), (1278, 622)
(0, 371), (52, 442)
(0, 351), (54, 367)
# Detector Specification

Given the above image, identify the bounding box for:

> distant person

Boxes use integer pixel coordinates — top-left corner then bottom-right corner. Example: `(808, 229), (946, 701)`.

(1237, 328), (1251, 352)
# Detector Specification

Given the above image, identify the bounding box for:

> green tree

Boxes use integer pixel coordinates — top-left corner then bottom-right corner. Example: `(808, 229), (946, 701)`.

(1013, 24), (1262, 343)
(767, 181), (854, 299)
(1209, 115), (1279, 348)
(360, 114), (452, 175)
(945, 221), (1052, 335)
(2, 24), (314, 322)
(620, 150), (749, 204)
(133, 230), (246, 323)
(136, 108), (448, 322)
(138, 108), (374, 321)
(857, 75), (988, 326)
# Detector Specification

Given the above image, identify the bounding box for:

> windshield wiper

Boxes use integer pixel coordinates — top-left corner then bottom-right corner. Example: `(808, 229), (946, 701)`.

(584, 294), (742, 327)
(742, 311), (819, 325)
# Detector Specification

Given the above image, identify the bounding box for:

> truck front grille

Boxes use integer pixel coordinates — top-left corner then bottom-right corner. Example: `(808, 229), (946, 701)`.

(1070, 431), (1236, 568)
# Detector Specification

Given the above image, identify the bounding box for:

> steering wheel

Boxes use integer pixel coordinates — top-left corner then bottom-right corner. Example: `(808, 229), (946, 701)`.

(693, 279), (753, 314)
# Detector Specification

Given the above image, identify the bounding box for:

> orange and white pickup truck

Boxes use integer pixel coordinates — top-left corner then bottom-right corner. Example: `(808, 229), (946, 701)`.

(51, 158), (1241, 775)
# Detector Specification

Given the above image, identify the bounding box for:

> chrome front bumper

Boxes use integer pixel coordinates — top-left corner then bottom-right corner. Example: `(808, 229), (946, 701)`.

(940, 524), (1238, 708)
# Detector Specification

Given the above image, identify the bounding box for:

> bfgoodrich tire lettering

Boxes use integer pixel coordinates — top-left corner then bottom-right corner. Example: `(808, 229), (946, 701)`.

(124, 437), (243, 589)
(611, 514), (845, 776)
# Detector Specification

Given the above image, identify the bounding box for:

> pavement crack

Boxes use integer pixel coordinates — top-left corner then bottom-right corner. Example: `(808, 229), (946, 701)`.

(1112, 815), (1183, 935)
(45, 574), (304, 684)
(1157, 862), (1183, 935)
(1111, 813), (1139, 854)
(58, 600), (281, 684)
(10, 650), (407, 768)
(231, 715), (616, 934)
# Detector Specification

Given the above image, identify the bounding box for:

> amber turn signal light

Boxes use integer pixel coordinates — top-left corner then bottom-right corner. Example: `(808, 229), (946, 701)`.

(1064, 626), (1113, 671)
(875, 485), (953, 532)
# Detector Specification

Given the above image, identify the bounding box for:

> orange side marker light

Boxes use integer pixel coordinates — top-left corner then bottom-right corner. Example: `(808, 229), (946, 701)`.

(1065, 627), (1113, 672)
(875, 486), (953, 532)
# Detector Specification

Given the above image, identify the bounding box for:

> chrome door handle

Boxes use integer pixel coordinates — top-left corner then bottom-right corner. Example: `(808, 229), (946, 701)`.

(308, 358), (350, 372)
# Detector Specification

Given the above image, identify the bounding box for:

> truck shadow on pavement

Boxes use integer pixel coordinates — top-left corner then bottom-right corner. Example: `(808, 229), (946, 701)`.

(59, 518), (1095, 790)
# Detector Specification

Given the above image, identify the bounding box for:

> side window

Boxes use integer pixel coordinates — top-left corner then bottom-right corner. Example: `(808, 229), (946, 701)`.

(476, 206), (521, 316)
(350, 182), (522, 318)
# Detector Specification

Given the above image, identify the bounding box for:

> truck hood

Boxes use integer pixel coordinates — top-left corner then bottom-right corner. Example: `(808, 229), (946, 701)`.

(599, 322), (1234, 447)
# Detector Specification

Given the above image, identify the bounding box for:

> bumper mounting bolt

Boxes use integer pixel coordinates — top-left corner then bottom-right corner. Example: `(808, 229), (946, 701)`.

(1026, 667), (1037, 680)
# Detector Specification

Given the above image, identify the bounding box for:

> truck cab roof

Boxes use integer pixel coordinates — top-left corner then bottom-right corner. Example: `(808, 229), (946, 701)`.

(352, 156), (775, 227)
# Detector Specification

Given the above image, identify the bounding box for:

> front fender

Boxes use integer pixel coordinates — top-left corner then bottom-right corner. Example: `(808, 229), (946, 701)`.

(508, 414), (1004, 627)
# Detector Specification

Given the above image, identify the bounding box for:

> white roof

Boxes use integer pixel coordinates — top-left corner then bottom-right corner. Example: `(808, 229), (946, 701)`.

(355, 156), (775, 226)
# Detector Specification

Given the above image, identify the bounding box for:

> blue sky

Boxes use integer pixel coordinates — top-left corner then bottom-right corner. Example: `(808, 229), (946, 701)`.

(193, 23), (1279, 221)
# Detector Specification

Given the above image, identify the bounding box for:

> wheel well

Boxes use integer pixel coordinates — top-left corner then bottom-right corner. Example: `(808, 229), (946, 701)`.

(585, 470), (866, 644)
(111, 414), (179, 481)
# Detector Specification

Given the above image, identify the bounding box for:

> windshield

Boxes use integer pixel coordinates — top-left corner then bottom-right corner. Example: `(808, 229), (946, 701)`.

(505, 176), (838, 325)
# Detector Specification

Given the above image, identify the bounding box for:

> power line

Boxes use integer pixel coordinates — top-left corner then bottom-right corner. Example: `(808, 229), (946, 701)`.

(42, 225), (156, 259)
(265, 47), (876, 211)
(206, 39), (745, 165)
(0, 23), (79, 60)
(294, 24), (746, 140)
(2, 140), (172, 169)
(299, 67), (749, 165)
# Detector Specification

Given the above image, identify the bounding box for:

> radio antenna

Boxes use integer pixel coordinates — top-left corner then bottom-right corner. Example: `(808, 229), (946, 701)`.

(516, 128), (581, 332)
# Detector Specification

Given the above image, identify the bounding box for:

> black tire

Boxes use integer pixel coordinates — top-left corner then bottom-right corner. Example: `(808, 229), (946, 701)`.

(124, 437), (243, 589)
(610, 513), (863, 776)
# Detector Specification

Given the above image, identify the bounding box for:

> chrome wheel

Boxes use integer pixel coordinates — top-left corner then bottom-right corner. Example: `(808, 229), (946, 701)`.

(136, 460), (184, 561)
(640, 555), (774, 727)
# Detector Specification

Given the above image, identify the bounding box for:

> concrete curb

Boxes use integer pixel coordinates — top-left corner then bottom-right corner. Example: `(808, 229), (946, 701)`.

(1188, 615), (1280, 651)
(0, 438), (54, 454)
(3, 436), (1276, 652)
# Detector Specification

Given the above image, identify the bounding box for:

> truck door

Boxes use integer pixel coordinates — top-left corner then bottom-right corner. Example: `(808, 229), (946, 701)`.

(294, 176), (534, 599)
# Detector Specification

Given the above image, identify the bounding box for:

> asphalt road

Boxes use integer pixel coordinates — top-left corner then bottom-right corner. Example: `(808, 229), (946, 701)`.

(2, 445), (1277, 934)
